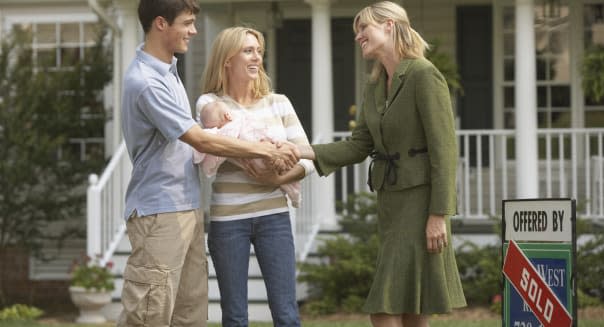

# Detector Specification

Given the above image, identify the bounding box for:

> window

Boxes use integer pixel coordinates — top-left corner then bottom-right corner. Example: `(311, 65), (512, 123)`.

(10, 20), (106, 161)
(14, 21), (102, 70)
(584, 3), (604, 127)
(502, 1), (571, 128)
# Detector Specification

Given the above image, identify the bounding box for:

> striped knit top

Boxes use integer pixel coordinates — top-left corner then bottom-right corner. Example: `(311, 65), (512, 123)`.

(195, 92), (314, 221)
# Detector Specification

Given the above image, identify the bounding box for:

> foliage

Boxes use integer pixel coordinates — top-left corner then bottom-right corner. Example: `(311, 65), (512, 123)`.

(0, 26), (111, 255)
(582, 46), (604, 103)
(298, 193), (378, 315)
(0, 320), (510, 327)
(8, 318), (604, 327)
(70, 255), (115, 291)
(489, 294), (502, 315)
(426, 39), (462, 95)
(455, 217), (604, 308)
(578, 289), (602, 308)
(298, 191), (604, 316)
(576, 219), (604, 303)
(0, 304), (43, 321)
(454, 218), (502, 308)
(335, 193), (378, 243)
(0, 25), (111, 305)
(455, 240), (502, 306)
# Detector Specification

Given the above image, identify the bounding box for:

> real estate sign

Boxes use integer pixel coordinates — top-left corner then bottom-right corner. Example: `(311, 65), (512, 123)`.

(502, 199), (576, 327)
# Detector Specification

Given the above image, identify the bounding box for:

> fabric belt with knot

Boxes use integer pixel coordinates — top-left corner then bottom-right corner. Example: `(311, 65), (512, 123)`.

(367, 151), (400, 192)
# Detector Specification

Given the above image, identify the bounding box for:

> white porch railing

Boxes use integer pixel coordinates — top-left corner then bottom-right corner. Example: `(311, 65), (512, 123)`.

(331, 128), (604, 220)
(457, 128), (604, 219)
(332, 132), (371, 203)
(86, 140), (324, 266)
(292, 169), (320, 261)
(86, 141), (131, 266)
(87, 128), (604, 266)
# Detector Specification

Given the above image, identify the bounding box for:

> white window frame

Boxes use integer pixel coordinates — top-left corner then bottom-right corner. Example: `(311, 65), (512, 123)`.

(497, 1), (573, 129)
(494, 0), (592, 129)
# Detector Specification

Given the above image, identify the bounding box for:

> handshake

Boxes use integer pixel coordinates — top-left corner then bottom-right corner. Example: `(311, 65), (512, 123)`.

(253, 139), (316, 175)
(263, 140), (302, 174)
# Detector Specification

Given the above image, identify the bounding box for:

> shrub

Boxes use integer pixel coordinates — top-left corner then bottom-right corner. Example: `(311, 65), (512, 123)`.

(70, 255), (115, 291)
(578, 289), (602, 308)
(455, 240), (502, 306)
(298, 192), (604, 315)
(490, 294), (502, 314)
(298, 193), (378, 315)
(582, 46), (604, 103)
(0, 304), (43, 321)
(0, 23), (111, 305)
(576, 219), (604, 303)
(426, 39), (462, 95)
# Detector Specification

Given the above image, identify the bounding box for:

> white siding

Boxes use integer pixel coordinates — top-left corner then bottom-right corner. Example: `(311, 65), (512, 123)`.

(30, 239), (86, 280)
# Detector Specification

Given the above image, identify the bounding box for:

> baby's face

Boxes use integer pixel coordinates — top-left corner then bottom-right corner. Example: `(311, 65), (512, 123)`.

(203, 102), (232, 128)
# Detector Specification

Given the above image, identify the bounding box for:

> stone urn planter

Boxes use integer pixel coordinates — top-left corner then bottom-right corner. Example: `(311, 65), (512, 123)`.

(69, 286), (112, 323)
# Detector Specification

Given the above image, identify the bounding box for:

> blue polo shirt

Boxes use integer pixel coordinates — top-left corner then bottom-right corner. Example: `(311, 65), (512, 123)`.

(121, 44), (200, 220)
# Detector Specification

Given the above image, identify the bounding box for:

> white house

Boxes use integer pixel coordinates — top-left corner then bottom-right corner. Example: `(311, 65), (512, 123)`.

(2, 0), (604, 321)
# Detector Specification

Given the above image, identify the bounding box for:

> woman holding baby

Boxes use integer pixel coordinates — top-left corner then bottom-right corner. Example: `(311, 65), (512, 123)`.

(196, 26), (312, 327)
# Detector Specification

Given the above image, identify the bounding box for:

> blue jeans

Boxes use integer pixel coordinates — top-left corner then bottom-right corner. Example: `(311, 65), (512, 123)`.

(208, 212), (300, 327)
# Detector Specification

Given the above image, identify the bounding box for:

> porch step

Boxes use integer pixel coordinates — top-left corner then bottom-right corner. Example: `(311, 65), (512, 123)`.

(101, 301), (273, 322)
(111, 272), (270, 302)
(106, 234), (273, 322)
(103, 224), (505, 323)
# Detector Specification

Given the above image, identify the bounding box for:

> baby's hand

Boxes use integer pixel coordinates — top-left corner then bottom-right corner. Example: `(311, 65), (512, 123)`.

(241, 159), (281, 186)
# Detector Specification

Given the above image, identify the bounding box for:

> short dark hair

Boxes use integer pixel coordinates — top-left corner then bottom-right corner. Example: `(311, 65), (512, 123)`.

(138, 0), (200, 34)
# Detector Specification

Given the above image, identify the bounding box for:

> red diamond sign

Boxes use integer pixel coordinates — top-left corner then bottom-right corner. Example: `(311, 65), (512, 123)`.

(502, 240), (572, 327)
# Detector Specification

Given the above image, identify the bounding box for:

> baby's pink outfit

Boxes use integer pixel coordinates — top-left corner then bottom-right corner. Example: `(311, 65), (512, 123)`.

(193, 112), (301, 208)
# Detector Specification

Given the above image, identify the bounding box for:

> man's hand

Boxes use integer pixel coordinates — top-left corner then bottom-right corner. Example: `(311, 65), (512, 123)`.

(426, 214), (447, 253)
(265, 141), (300, 173)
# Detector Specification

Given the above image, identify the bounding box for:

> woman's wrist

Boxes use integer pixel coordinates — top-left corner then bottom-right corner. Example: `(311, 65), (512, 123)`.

(297, 144), (316, 160)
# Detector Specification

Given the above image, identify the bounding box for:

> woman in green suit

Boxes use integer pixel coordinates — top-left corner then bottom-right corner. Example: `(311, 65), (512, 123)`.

(298, 1), (466, 326)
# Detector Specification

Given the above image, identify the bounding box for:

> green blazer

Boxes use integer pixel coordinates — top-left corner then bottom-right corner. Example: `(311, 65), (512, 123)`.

(312, 57), (457, 215)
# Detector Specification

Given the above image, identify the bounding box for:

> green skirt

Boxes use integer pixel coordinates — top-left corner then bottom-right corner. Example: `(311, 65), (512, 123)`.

(362, 184), (467, 314)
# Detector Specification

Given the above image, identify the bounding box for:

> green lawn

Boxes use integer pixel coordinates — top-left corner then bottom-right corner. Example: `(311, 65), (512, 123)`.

(0, 322), (500, 327)
(1, 319), (603, 327)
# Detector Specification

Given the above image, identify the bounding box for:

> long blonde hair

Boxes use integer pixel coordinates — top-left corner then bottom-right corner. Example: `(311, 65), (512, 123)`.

(353, 1), (429, 81)
(200, 26), (271, 98)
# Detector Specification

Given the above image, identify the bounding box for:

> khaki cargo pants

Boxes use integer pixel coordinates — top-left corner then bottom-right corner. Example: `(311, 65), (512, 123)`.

(117, 209), (208, 327)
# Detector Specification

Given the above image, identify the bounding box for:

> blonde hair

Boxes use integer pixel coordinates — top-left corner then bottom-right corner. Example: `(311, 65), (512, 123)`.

(200, 27), (271, 98)
(353, 1), (429, 81)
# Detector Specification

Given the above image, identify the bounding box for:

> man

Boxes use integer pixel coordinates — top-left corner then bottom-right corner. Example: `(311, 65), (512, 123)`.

(117, 1), (299, 326)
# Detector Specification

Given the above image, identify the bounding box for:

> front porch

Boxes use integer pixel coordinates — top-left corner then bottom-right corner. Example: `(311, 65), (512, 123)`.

(87, 127), (604, 321)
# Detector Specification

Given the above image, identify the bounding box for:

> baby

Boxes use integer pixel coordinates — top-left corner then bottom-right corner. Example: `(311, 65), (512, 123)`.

(194, 100), (302, 208)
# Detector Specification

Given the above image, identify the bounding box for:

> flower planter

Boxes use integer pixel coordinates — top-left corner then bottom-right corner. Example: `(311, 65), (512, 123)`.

(68, 286), (112, 324)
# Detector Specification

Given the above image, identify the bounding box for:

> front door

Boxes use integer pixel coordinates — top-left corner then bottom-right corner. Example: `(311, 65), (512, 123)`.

(276, 18), (356, 139)
(457, 5), (493, 166)
(276, 19), (312, 136)
(277, 18), (356, 201)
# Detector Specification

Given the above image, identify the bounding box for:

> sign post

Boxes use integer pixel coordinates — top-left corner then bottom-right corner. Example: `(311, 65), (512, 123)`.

(502, 199), (576, 327)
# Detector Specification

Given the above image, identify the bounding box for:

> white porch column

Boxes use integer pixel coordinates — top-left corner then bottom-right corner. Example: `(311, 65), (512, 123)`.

(113, 0), (140, 152)
(266, 27), (278, 87)
(305, 0), (337, 228)
(515, 0), (539, 198)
